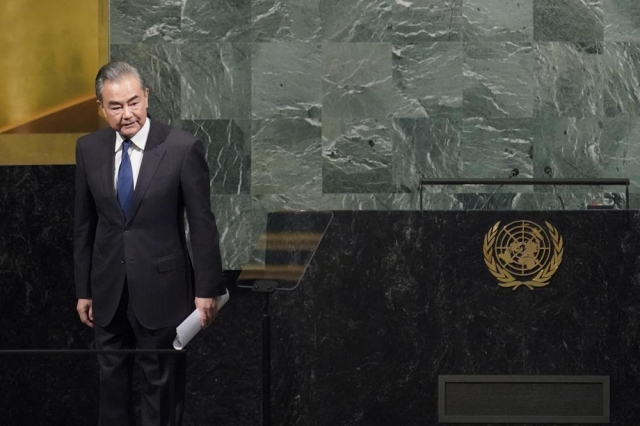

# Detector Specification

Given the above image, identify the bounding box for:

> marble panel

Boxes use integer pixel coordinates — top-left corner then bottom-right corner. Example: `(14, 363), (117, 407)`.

(252, 193), (326, 213)
(604, 0), (640, 42)
(534, 42), (603, 118)
(629, 193), (640, 209)
(392, 42), (463, 118)
(110, 0), (181, 44)
(321, 193), (421, 210)
(181, 120), (251, 195)
(460, 117), (534, 192)
(532, 117), (604, 193)
(320, 0), (392, 42)
(391, 0), (462, 42)
(110, 43), (182, 122)
(181, 0), (251, 42)
(322, 118), (394, 193)
(533, 0), (603, 42)
(602, 42), (640, 117)
(392, 116), (463, 192)
(251, 119), (322, 195)
(252, 43), (322, 119)
(322, 42), (393, 119)
(462, 0), (533, 42)
(251, 0), (321, 42)
(210, 195), (259, 270)
(601, 117), (640, 191)
(181, 43), (251, 120)
(463, 42), (534, 118)
(252, 193), (418, 213)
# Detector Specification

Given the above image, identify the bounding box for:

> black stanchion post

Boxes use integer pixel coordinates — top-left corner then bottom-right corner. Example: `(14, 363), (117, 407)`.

(237, 213), (334, 426)
(262, 292), (271, 426)
(253, 280), (276, 426)
(168, 353), (176, 426)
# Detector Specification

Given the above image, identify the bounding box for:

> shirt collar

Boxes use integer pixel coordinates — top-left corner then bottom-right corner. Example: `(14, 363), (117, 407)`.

(114, 118), (151, 152)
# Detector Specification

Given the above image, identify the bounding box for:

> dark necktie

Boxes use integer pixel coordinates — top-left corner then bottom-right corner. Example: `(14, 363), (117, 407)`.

(117, 140), (134, 219)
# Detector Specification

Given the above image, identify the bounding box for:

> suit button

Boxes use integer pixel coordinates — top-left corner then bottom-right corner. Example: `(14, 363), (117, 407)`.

(120, 259), (125, 264)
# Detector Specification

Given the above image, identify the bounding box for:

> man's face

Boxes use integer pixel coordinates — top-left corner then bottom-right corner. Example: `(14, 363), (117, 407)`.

(98, 74), (149, 139)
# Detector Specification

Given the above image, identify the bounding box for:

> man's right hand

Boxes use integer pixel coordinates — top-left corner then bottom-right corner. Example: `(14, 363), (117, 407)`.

(77, 299), (93, 328)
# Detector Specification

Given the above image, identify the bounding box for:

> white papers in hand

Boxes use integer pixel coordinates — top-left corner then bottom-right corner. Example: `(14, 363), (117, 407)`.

(173, 289), (230, 350)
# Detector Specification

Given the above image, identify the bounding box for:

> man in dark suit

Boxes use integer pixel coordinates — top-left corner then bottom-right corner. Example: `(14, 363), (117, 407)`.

(74, 61), (225, 425)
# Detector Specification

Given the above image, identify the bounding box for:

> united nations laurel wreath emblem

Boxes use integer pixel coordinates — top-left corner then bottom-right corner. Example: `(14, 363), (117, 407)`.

(483, 220), (563, 290)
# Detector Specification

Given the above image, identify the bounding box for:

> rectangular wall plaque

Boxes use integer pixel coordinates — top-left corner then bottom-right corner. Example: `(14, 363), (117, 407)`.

(438, 375), (610, 424)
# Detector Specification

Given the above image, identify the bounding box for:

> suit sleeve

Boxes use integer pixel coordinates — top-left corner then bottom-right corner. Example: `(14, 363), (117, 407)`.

(181, 139), (225, 298)
(74, 140), (98, 299)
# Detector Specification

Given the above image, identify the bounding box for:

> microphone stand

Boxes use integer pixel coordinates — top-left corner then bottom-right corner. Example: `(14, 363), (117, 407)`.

(481, 168), (519, 210)
(544, 167), (565, 210)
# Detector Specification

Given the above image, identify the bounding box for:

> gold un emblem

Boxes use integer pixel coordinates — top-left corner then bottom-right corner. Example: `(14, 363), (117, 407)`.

(483, 220), (563, 290)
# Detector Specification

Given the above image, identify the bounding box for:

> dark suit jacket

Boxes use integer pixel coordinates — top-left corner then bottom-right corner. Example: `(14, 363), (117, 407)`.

(74, 120), (225, 329)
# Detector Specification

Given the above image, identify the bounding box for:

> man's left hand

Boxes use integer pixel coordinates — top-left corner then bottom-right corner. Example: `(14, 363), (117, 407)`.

(195, 297), (218, 328)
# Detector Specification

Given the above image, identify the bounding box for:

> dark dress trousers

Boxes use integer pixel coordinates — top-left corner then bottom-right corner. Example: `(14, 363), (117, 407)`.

(74, 120), (224, 425)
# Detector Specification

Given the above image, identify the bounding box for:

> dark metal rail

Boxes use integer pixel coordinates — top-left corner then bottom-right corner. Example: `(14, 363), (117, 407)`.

(419, 178), (631, 210)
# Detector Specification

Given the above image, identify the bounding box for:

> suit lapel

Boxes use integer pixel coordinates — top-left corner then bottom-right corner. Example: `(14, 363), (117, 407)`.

(101, 128), (122, 217)
(126, 120), (168, 225)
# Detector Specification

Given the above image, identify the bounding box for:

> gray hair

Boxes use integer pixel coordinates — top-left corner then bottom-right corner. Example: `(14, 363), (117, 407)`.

(95, 62), (146, 101)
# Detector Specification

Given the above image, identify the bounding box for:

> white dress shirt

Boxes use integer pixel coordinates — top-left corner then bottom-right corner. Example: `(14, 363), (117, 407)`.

(114, 118), (151, 190)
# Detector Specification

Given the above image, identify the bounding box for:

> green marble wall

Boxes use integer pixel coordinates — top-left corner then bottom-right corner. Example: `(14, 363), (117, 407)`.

(110, 0), (640, 269)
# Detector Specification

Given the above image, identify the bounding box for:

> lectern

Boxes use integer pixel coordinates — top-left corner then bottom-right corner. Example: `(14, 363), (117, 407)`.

(240, 178), (639, 425)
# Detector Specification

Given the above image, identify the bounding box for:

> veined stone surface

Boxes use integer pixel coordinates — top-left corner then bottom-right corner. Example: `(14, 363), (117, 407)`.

(181, 0), (251, 42)
(534, 42), (603, 118)
(603, 42), (640, 117)
(462, 0), (533, 42)
(463, 42), (534, 118)
(322, 118), (394, 193)
(533, 0), (603, 42)
(181, 120), (252, 195)
(322, 42), (393, 119)
(111, 0), (182, 44)
(392, 42), (463, 118)
(252, 42), (322, 119)
(321, 0), (393, 42)
(392, 0), (462, 42)
(251, 118), (322, 194)
(251, 0), (321, 42)
(180, 43), (251, 120)
(604, 0), (640, 41)
(105, 0), (640, 300)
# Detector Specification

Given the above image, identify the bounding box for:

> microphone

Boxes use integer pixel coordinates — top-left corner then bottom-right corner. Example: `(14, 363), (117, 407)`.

(544, 166), (565, 210)
(482, 168), (519, 210)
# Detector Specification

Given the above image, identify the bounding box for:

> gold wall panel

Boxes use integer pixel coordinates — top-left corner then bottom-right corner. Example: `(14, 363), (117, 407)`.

(0, 134), (83, 165)
(0, 0), (108, 165)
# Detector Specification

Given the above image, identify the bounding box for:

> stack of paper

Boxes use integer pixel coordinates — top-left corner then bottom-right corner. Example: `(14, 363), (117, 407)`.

(173, 289), (230, 350)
